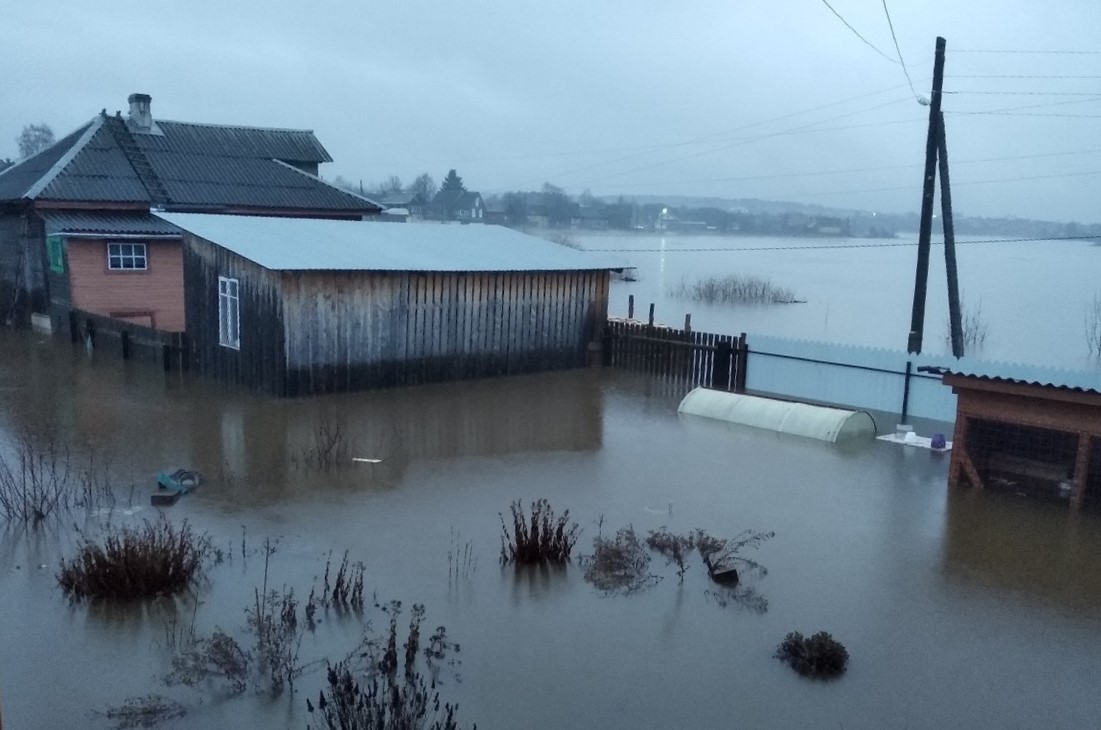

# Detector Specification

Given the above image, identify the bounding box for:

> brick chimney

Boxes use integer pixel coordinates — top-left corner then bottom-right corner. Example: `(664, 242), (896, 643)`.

(127, 93), (154, 132)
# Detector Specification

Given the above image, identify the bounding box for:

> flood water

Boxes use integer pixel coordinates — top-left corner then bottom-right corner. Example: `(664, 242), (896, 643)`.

(3, 326), (1101, 729)
(584, 232), (1101, 370)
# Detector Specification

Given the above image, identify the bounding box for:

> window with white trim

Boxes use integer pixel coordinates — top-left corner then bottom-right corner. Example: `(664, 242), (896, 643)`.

(218, 276), (240, 349)
(107, 242), (147, 270)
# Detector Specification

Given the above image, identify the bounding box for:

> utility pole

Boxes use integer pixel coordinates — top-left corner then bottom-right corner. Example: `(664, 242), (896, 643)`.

(906, 36), (947, 354)
(938, 111), (964, 357)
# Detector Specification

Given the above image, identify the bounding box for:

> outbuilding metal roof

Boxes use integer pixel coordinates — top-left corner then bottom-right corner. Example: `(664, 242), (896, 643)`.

(42, 211), (183, 237)
(924, 362), (1101, 396)
(155, 212), (623, 273)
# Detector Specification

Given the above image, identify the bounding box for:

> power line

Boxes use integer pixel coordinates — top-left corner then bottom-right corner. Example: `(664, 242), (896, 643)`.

(945, 91), (1101, 96)
(818, 0), (899, 63)
(881, 0), (921, 99)
(948, 74), (1101, 80)
(952, 49), (1101, 55)
(946, 111), (1101, 118)
(593, 147), (1101, 191)
(490, 82), (920, 192)
(587, 235), (1099, 254)
(563, 97), (919, 190)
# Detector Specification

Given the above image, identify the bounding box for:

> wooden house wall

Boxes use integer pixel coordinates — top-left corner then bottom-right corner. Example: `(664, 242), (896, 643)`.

(183, 234), (287, 395)
(67, 238), (186, 331)
(281, 269), (610, 395)
(0, 207), (46, 326)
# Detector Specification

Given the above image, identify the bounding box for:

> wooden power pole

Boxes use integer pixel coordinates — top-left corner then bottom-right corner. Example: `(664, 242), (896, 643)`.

(938, 110), (964, 357)
(907, 36), (947, 355)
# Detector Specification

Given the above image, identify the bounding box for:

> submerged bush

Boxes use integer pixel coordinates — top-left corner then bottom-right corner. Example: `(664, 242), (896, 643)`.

(671, 274), (798, 305)
(581, 526), (659, 594)
(57, 518), (209, 600)
(499, 499), (580, 565)
(775, 631), (849, 678)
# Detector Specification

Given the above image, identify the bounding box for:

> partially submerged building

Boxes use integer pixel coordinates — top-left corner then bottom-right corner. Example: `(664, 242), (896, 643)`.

(0, 93), (380, 328)
(52, 212), (615, 395)
(943, 371), (1101, 509)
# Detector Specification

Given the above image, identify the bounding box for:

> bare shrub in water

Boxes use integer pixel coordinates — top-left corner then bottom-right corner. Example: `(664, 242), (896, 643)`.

(57, 517), (210, 600)
(308, 603), (470, 730)
(294, 414), (355, 471)
(499, 499), (580, 565)
(946, 297), (990, 352)
(1086, 292), (1101, 356)
(101, 695), (186, 728)
(581, 526), (659, 593)
(775, 631), (849, 678)
(0, 435), (120, 522)
(167, 629), (251, 695)
(671, 274), (797, 305)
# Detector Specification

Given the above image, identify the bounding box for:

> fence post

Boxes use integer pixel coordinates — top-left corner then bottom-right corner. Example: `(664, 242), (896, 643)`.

(68, 311), (79, 343)
(735, 332), (748, 393)
(712, 340), (733, 390)
(900, 360), (913, 423)
(601, 326), (613, 367)
(162, 344), (172, 372)
(684, 313), (692, 333)
(120, 330), (130, 360)
(647, 302), (655, 328)
(628, 295), (634, 320)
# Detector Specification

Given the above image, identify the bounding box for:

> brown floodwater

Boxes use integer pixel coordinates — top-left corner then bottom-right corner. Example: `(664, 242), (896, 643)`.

(2, 328), (1101, 729)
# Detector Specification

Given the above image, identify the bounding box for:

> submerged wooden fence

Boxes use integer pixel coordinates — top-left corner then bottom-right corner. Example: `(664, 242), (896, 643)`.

(602, 316), (747, 393)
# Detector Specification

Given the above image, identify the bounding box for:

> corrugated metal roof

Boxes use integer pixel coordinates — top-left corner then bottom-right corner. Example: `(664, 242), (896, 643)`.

(155, 213), (623, 272)
(0, 110), (377, 213)
(929, 361), (1101, 395)
(144, 121), (332, 163)
(0, 121), (96, 201)
(42, 211), (183, 237)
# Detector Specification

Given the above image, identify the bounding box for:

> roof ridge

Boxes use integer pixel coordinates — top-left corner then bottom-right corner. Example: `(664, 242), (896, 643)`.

(22, 117), (105, 200)
(155, 118), (318, 135)
(271, 159), (382, 211)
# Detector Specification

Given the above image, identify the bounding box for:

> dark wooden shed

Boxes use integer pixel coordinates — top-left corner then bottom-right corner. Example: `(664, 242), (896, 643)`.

(944, 373), (1101, 509)
(160, 213), (616, 395)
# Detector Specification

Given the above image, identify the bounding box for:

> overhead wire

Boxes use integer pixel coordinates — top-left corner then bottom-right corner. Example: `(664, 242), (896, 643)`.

(880, 0), (921, 100)
(587, 235), (1101, 255)
(489, 82), (920, 192)
(818, 0), (899, 63)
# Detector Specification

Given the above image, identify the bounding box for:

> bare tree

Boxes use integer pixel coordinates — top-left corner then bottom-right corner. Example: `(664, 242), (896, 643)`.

(1086, 292), (1101, 356)
(409, 173), (435, 201)
(17, 123), (54, 158)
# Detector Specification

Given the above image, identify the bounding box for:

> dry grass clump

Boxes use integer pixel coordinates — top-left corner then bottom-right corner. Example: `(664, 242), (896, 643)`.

(102, 695), (186, 728)
(580, 526), (659, 593)
(499, 499), (580, 565)
(671, 274), (797, 305)
(775, 631), (849, 678)
(57, 518), (209, 600)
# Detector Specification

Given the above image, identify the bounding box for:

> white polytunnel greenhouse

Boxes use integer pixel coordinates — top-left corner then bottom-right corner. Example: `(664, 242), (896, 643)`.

(677, 388), (877, 444)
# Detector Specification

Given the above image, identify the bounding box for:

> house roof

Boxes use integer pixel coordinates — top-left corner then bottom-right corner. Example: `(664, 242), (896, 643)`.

(42, 211), (183, 237)
(155, 212), (622, 273)
(0, 111), (380, 215)
(432, 189), (482, 211)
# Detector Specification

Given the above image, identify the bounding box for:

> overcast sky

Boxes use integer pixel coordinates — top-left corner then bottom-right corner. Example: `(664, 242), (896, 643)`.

(5, 1), (1101, 222)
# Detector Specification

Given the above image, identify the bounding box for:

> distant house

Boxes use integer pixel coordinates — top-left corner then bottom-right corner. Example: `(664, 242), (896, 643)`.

(114, 213), (614, 395)
(379, 190), (427, 218)
(0, 93), (381, 329)
(572, 207), (609, 230)
(430, 189), (484, 223)
(483, 199), (508, 226)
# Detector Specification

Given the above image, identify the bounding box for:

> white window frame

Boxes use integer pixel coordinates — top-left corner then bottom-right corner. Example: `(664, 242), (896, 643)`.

(107, 242), (148, 271)
(218, 276), (240, 350)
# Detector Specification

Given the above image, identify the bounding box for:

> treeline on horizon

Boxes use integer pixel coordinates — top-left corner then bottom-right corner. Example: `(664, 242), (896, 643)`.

(335, 170), (1101, 241)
